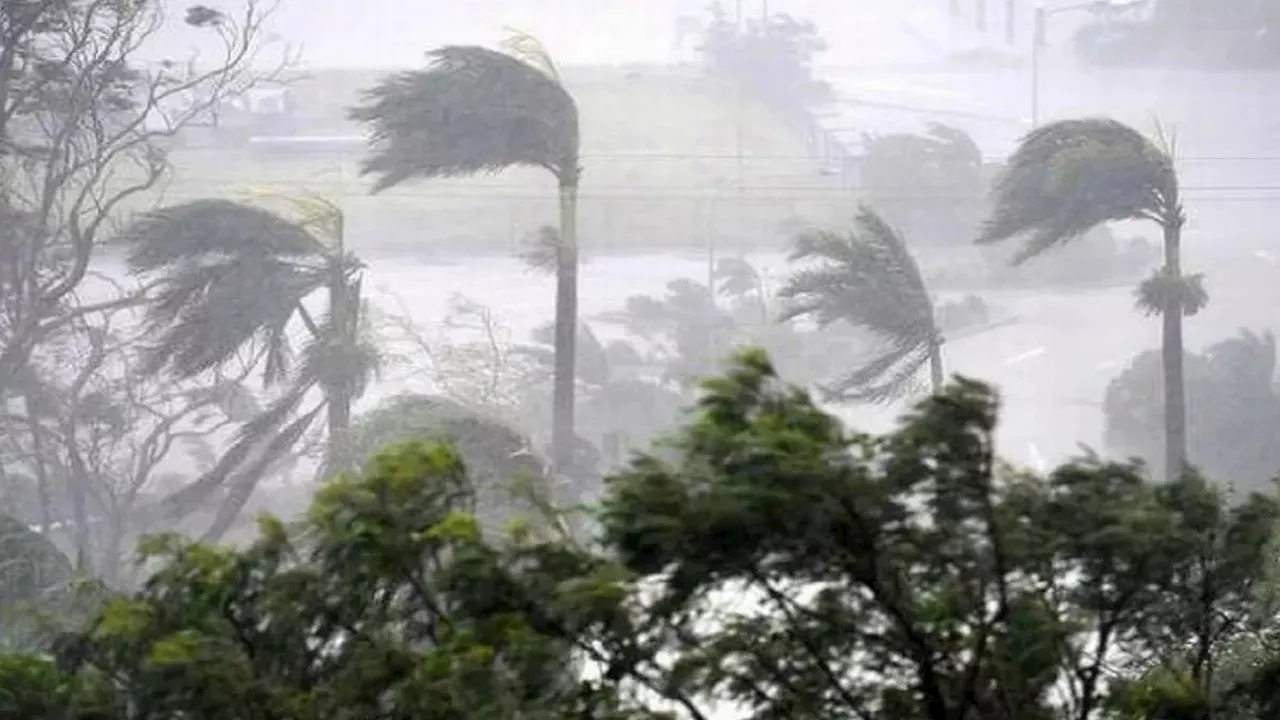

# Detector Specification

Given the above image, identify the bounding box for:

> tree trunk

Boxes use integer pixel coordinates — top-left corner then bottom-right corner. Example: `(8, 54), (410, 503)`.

(1161, 217), (1188, 482)
(324, 216), (353, 474)
(928, 338), (945, 395)
(551, 178), (580, 475)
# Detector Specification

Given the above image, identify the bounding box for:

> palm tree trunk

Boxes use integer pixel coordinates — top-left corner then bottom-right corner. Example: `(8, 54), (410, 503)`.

(327, 266), (353, 461)
(1161, 218), (1188, 482)
(325, 242), (353, 471)
(928, 338), (945, 394)
(551, 177), (580, 474)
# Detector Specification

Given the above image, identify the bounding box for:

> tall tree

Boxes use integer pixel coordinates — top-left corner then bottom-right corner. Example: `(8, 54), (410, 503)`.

(0, 0), (280, 398)
(349, 33), (583, 476)
(118, 197), (379, 540)
(780, 205), (945, 402)
(977, 117), (1204, 481)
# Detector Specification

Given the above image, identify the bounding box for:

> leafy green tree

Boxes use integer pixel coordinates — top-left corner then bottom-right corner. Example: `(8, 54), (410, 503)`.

(350, 33), (583, 476)
(0, 0), (273, 397)
(118, 196), (380, 540)
(1105, 330), (1280, 491)
(780, 205), (945, 402)
(3, 442), (638, 719)
(330, 393), (552, 532)
(978, 117), (1204, 482)
(589, 350), (1279, 720)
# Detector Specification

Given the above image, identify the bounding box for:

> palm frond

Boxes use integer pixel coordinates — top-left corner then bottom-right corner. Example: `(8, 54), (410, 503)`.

(500, 27), (563, 82)
(143, 384), (313, 525)
(977, 117), (1178, 263)
(200, 403), (325, 543)
(120, 199), (330, 382)
(350, 44), (580, 192)
(121, 199), (323, 273)
(139, 259), (327, 381)
(238, 188), (345, 250)
(821, 339), (931, 405)
(295, 283), (383, 404)
(780, 206), (935, 339)
(780, 206), (939, 404)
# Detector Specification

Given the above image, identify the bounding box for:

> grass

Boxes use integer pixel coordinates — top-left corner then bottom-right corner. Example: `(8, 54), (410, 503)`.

(149, 65), (852, 257)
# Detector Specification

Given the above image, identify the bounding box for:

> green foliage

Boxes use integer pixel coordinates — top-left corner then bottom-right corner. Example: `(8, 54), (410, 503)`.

(780, 205), (942, 402)
(332, 394), (550, 530)
(593, 349), (1280, 719)
(15, 442), (632, 719)
(978, 117), (1180, 264)
(1105, 330), (1280, 489)
(121, 198), (344, 385)
(350, 44), (581, 190)
(12, 353), (1280, 718)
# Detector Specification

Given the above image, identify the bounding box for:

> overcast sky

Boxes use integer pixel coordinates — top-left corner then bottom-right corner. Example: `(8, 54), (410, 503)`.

(147, 0), (1022, 69)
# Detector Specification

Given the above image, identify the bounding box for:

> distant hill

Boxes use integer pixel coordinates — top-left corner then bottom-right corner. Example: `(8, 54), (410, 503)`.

(156, 64), (849, 256)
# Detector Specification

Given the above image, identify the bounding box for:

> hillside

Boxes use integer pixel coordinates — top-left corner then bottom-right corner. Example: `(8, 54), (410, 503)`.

(155, 65), (850, 256)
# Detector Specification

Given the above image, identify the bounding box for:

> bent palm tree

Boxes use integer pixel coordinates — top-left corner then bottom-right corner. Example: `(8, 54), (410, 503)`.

(119, 197), (379, 540)
(350, 33), (583, 474)
(779, 205), (943, 403)
(977, 117), (1204, 481)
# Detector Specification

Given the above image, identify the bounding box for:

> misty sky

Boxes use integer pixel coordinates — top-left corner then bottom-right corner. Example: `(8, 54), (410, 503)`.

(148, 0), (1045, 69)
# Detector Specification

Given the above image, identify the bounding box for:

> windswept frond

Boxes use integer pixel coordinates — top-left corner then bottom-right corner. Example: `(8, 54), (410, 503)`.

(350, 44), (580, 192)
(142, 384), (314, 525)
(821, 339), (930, 404)
(780, 205), (939, 403)
(780, 206), (935, 339)
(121, 199), (323, 273)
(239, 188), (345, 249)
(500, 27), (562, 82)
(138, 260), (326, 382)
(119, 199), (330, 382)
(200, 403), (326, 542)
(977, 117), (1178, 263)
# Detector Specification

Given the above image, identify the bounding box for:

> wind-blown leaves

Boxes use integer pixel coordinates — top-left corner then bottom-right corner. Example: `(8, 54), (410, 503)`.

(119, 199), (331, 384)
(976, 117), (1179, 263)
(779, 205), (940, 403)
(350, 44), (580, 191)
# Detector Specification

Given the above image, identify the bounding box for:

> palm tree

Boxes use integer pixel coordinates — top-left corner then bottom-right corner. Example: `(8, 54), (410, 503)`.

(976, 117), (1205, 481)
(779, 205), (943, 403)
(118, 196), (380, 540)
(349, 32), (583, 474)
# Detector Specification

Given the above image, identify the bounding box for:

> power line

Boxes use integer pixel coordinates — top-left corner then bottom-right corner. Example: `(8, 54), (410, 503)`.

(147, 186), (1280, 202)
(214, 149), (1280, 163)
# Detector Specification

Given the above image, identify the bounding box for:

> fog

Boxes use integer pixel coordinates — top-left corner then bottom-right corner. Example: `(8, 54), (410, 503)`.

(5, 0), (1280, 606)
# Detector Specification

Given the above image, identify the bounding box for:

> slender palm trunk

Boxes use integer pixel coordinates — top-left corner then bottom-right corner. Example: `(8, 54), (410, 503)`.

(928, 338), (945, 394)
(1161, 215), (1188, 482)
(325, 220), (353, 472)
(326, 266), (352, 462)
(551, 176), (580, 474)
